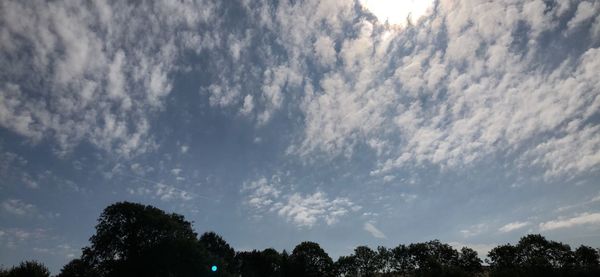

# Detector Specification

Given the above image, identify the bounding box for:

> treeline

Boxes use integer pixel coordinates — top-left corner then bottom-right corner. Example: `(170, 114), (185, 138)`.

(1, 202), (599, 277)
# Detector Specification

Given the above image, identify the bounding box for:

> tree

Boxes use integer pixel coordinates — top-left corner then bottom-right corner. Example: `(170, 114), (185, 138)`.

(487, 234), (591, 277)
(235, 248), (282, 277)
(335, 255), (358, 277)
(573, 245), (600, 276)
(409, 240), (460, 276)
(5, 261), (50, 277)
(353, 246), (379, 276)
(376, 246), (394, 275)
(56, 259), (99, 277)
(82, 201), (210, 277)
(487, 244), (519, 276)
(199, 231), (236, 274)
(289, 241), (334, 277)
(457, 247), (482, 274)
(390, 244), (415, 275)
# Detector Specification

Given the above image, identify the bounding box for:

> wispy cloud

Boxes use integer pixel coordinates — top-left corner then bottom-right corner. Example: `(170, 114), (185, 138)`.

(499, 221), (530, 233)
(364, 222), (386, 239)
(539, 213), (600, 231)
(1, 199), (36, 216)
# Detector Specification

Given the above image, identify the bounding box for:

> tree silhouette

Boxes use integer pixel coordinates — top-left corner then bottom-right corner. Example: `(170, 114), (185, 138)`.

(487, 234), (600, 277)
(573, 245), (600, 276)
(81, 201), (210, 277)
(199, 231), (236, 275)
(8, 203), (600, 277)
(289, 241), (334, 277)
(56, 259), (99, 277)
(391, 244), (415, 274)
(334, 255), (358, 276)
(457, 247), (482, 273)
(4, 261), (50, 277)
(353, 246), (379, 276)
(235, 248), (282, 277)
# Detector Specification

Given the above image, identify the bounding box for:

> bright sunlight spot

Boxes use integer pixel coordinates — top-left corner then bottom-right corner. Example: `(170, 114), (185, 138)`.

(359, 0), (435, 27)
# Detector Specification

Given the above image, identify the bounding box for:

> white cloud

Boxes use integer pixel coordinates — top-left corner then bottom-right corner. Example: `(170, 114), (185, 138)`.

(242, 176), (281, 210)
(364, 222), (386, 239)
(180, 145), (189, 154)
(128, 183), (193, 202)
(171, 168), (183, 176)
(240, 94), (255, 115)
(499, 221), (530, 233)
(242, 176), (360, 227)
(314, 35), (337, 66)
(539, 212), (600, 231)
(282, 0), (600, 180)
(0, 0), (216, 157)
(460, 223), (487, 238)
(567, 1), (599, 30)
(276, 191), (357, 227)
(1, 199), (36, 216)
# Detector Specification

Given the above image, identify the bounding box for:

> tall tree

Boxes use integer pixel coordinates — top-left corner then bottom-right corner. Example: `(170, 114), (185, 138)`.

(199, 231), (236, 274)
(573, 245), (600, 276)
(335, 255), (358, 277)
(390, 244), (415, 275)
(457, 247), (482, 274)
(353, 246), (379, 276)
(82, 201), (210, 277)
(289, 241), (334, 277)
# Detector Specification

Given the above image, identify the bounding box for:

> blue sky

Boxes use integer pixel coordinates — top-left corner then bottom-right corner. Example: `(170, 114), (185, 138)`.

(1, 0), (600, 274)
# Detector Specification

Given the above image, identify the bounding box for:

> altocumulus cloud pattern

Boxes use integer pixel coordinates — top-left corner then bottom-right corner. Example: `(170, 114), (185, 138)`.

(0, 0), (599, 274)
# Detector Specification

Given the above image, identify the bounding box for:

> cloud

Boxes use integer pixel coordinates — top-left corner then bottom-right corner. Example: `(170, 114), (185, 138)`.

(280, 0), (600, 180)
(242, 176), (281, 210)
(240, 94), (255, 116)
(0, 228), (47, 248)
(276, 191), (358, 227)
(556, 193), (600, 212)
(363, 222), (386, 239)
(567, 1), (599, 30)
(499, 221), (530, 233)
(1, 199), (36, 216)
(180, 145), (189, 154)
(539, 212), (600, 231)
(242, 176), (360, 227)
(127, 183), (193, 202)
(460, 223), (488, 238)
(0, 0), (216, 157)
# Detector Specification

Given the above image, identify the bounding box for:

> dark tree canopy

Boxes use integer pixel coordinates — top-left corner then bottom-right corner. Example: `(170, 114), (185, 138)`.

(81, 201), (210, 277)
(3, 261), (50, 277)
(9, 203), (600, 277)
(487, 234), (600, 277)
(56, 259), (98, 277)
(235, 248), (283, 277)
(199, 231), (236, 274)
(289, 241), (335, 277)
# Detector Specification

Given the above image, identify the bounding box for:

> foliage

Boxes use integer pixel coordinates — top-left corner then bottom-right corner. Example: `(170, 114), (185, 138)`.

(487, 234), (600, 277)
(7, 203), (600, 277)
(4, 261), (50, 277)
(56, 259), (99, 277)
(289, 241), (335, 277)
(199, 231), (236, 275)
(81, 201), (210, 277)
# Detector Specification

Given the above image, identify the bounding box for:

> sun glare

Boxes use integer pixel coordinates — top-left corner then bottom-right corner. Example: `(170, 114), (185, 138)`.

(359, 0), (435, 27)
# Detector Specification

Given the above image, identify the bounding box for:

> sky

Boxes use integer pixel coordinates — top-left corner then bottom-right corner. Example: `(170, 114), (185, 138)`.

(1, 0), (600, 274)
